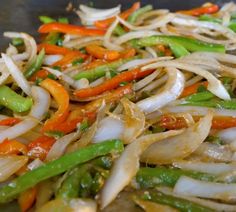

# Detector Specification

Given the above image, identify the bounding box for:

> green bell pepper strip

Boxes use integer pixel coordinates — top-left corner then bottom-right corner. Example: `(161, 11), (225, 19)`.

(57, 165), (89, 199)
(136, 167), (216, 188)
(45, 32), (61, 45)
(39, 16), (56, 24)
(185, 91), (215, 102)
(11, 38), (24, 46)
(73, 56), (138, 81)
(114, 24), (126, 36)
(24, 49), (45, 79)
(131, 35), (225, 53)
(168, 42), (189, 58)
(128, 5), (153, 24)
(140, 191), (214, 212)
(79, 171), (93, 197)
(0, 139), (123, 204)
(183, 99), (236, 110)
(0, 86), (33, 113)
(198, 15), (221, 24)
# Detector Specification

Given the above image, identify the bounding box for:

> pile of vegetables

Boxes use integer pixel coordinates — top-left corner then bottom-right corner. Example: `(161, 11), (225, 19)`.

(2, 2), (236, 211)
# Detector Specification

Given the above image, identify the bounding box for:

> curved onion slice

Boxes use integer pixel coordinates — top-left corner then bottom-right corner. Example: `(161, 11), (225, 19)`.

(100, 130), (183, 209)
(4, 32), (37, 66)
(158, 187), (236, 212)
(0, 86), (50, 143)
(142, 61), (230, 100)
(46, 131), (81, 161)
(218, 127), (236, 143)
(141, 113), (213, 164)
(93, 117), (124, 143)
(174, 176), (236, 202)
(193, 142), (234, 162)
(117, 13), (174, 31)
(137, 67), (185, 114)
(173, 161), (236, 175)
(0, 64), (10, 85)
(121, 98), (145, 144)
(0, 155), (28, 182)
(28, 158), (44, 170)
(43, 55), (62, 65)
(1, 53), (31, 96)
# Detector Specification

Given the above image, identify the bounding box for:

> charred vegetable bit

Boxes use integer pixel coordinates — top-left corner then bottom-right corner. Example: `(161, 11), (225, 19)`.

(0, 85), (32, 113)
(0, 139), (123, 203)
(140, 190), (214, 212)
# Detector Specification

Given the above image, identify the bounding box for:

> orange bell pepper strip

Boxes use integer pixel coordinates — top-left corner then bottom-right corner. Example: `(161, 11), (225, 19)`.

(180, 81), (208, 98)
(29, 69), (49, 81)
(0, 139), (28, 155)
(86, 44), (120, 61)
(18, 187), (37, 212)
(38, 23), (106, 36)
(160, 115), (236, 130)
(121, 48), (136, 58)
(27, 135), (56, 160)
(74, 68), (154, 98)
(52, 51), (86, 67)
(0, 117), (21, 126)
(40, 78), (70, 132)
(178, 3), (219, 16)
(94, 2), (141, 28)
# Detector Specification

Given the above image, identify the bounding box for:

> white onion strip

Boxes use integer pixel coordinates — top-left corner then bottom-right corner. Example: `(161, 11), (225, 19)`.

(1, 53), (31, 96)
(142, 61), (230, 100)
(174, 176), (236, 202)
(100, 130), (183, 209)
(0, 86), (50, 143)
(137, 67), (185, 114)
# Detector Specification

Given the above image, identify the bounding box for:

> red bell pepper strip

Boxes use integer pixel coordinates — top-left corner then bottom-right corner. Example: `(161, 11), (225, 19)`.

(27, 135), (56, 160)
(40, 78), (70, 132)
(74, 68), (153, 98)
(29, 69), (49, 81)
(38, 23), (106, 36)
(180, 81), (208, 98)
(178, 4), (219, 16)
(18, 187), (37, 212)
(86, 44), (120, 61)
(0, 117), (21, 126)
(0, 139), (28, 155)
(94, 2), (141, 28)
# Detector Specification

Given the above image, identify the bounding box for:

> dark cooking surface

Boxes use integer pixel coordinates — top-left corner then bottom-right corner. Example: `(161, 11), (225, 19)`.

(0, 0), (230, 50)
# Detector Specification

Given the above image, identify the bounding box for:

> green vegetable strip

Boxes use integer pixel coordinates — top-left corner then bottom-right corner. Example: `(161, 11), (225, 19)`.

(0, 139), (123, 203)
(114, 24), (126, 36)
(79, 171), (93, 197)
(185, 91), (215, 102)
(45, 32), (61, 45)
(131, 35), (225, 53)
(39, 16), (56, 24)
(73, 57), (138, 81)
(0, 86), (32, 113)
(141, 191), (214, 212)
(11, 38), (24, 46)
(198, 15), (222, 23)
(168, 42), (189, 58)
(128, 5), (153, 23)
(57, 165), (89, 199)
(183, 99), (236, 110)
(58, 17), (69, 24)
(136, 167), (216, 188)
(24, 49), (45, 79)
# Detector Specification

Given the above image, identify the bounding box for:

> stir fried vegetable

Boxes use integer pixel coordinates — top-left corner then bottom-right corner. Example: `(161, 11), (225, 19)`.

(2, 2), (236, 211)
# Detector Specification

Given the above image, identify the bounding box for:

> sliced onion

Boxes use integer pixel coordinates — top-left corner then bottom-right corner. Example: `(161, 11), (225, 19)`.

(174, 176), (236, 202)
(100, 130), (182, 209)
(146, 47), (158, 58)
(117, 13), (174, 31)
(193, 142), (234, 162)
(28, 158), (44, 170)
(4, 32), (37, 66)
(218, 127), (236, 144)
(69, 198), (97, 212)
(158, 187), (236, 211)
(93, 117), (124, 143)
(6, 44), (18, 55)
(142, 61), (230, 100)
(0, 64), (10, 85)
(114, 30), (161, 45)
(43, 55), (62, 65)
(46, 131), (81, 161)
(63, 36), (103, 48)
(1, 53), (31, 96)
(103, 17), (123, 51)
(117, 57), (172, 72)
(121, 98), (145, 144)
(0, 86), (50, 142)
(0, 155), (28, 182)
(137, 67), (185, 114)
(141, 113), (213, 164)
(173, 161), (236, 175)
